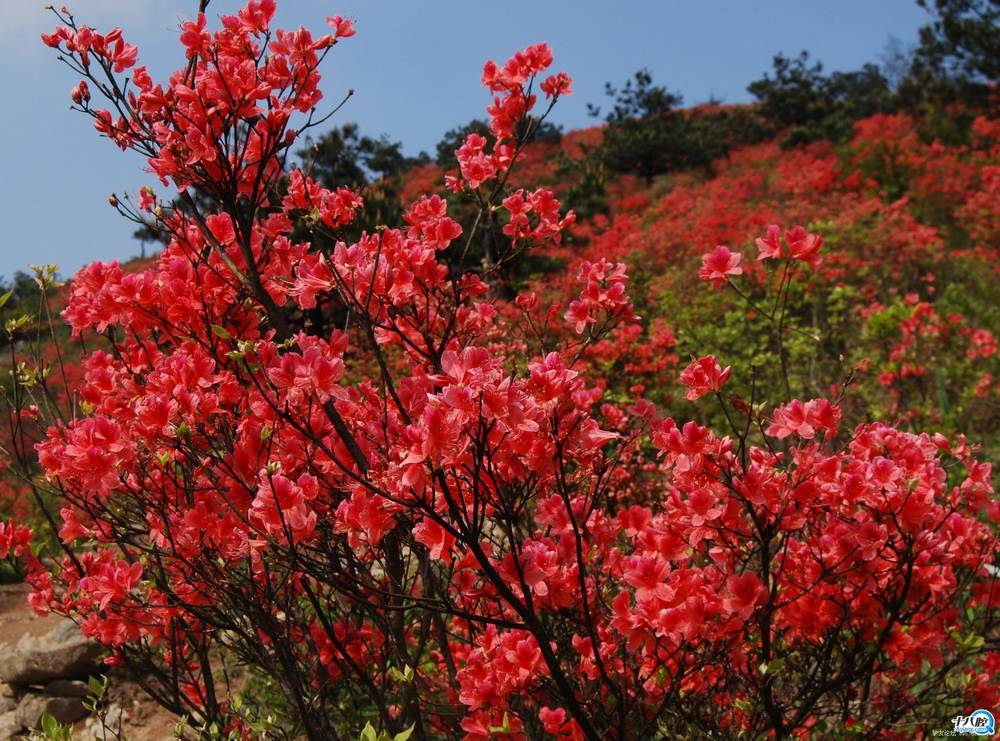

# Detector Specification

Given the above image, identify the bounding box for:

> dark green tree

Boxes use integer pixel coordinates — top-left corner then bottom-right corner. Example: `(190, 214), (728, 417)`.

(300, 123), (424, 188)
(589, 69), (695, 180)
(915, 0), (1000, 81)
(747, 52), (828, 132)
(591, 69), (765, 179)
(435, 119), (493, 166)
(748, 52), (893, 146)
(894, 0), (998, 118)
(589, 68), (681, 124)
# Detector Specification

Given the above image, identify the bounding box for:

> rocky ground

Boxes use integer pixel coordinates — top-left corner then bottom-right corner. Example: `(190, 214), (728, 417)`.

(0, 584), (178, 740)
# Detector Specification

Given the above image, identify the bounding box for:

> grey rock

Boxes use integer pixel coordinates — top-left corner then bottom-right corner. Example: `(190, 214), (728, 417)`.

(0, 619), (102, 685)
(0, 711), (19, 740)
(44, 679), (91, 698)
(15, 692), (87, 728)
(0, 684), (16, 716)
(79, 701), (123, 738)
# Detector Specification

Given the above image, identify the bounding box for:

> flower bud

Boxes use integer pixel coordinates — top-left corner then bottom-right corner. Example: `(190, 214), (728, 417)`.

(70, 79), (90, 105)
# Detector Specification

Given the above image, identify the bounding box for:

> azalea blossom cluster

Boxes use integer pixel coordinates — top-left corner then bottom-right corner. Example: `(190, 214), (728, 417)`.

(564, 258), (635, 335)
(698, 223), (824, 289)
(451, 41), (570, 194)
(0, 3), (996, 740)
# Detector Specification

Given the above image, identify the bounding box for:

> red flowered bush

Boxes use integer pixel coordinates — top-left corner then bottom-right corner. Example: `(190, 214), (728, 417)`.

(0, 3), (996, 739)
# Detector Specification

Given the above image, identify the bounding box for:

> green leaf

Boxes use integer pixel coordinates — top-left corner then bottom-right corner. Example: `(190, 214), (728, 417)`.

(41, 712), (60, 738)
(5, 314), (30, 335)
(212, 324), (232, 340)
(488, 712), (511, 734)
(360, 722), (379, 741)
(87, 674), (108, 698)
(394, 725), (415, 741)
(388, 664), (414, 683)
(963, 633), (985, 653)
(0, 289), (13, 311)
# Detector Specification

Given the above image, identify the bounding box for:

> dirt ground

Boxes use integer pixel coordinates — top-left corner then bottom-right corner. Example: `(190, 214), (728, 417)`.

(0, 583), (180, 740)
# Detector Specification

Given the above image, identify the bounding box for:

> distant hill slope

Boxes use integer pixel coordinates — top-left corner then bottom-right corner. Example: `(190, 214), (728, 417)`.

(396, 109), (999, 451)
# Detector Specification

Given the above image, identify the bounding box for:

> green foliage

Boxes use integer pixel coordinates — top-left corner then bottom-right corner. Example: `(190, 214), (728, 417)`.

(230, 667), (296, 737)
(747, 4), (997, 149)
(435, 119), (492, 166)
(358, 721), (415, 741)
(28, 713), (72, 741)
(592, 71), (702, 179)
(747, 52), (830, 132)
(0, 269), (52, 349)
(914, 0), (1000, 82)
(26, 677), (112, 740)
(588, 68), (681, 124)
(299, 123), (425, 188)
(590, 69), (769, 180)
(522, 118), (564, 146)
(0, 559), (23, 584)
(896, 0), (1000, 123)
(647, 208), (998, 460)
(557, 147), (609, 219)
(747, 52), (894, 146)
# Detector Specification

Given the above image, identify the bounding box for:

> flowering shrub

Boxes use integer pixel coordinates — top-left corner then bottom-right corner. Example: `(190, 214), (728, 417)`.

(0, 3), (997, 740)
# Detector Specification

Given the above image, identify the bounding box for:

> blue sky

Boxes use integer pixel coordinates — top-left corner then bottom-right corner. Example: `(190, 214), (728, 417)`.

(0, 0), (930, 282)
